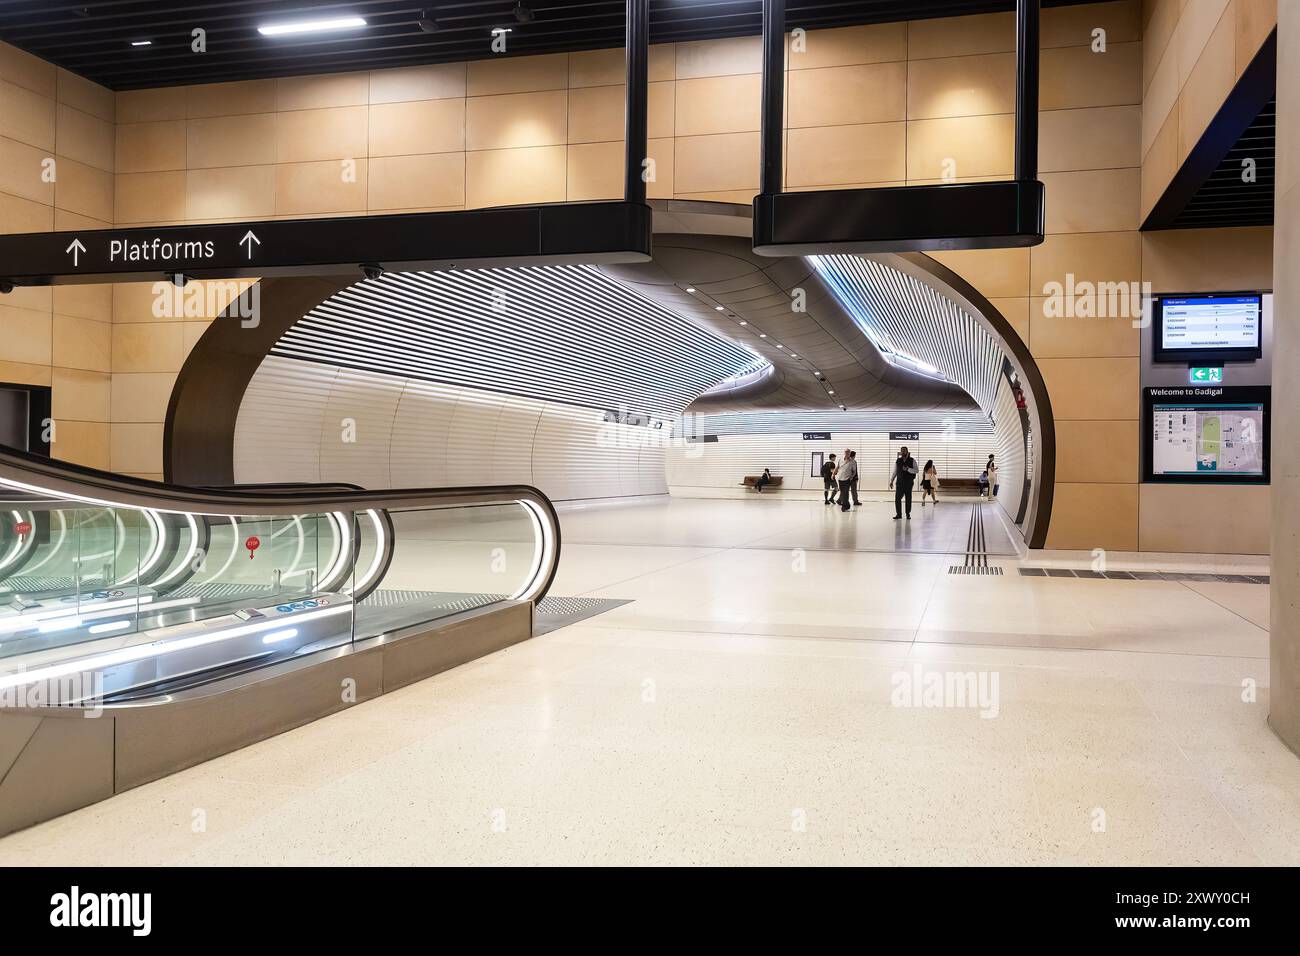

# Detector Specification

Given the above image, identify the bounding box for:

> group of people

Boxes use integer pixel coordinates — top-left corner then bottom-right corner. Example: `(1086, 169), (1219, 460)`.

(761, 449), (999, 519)
(819, 447), (943, 519)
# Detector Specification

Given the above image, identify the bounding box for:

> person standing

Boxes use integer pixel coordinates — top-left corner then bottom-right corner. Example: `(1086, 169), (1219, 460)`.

(836, 450), (858, 513)
(920, 459), (939, 506)
(986, 458), (999, 500)
(849, 449), (862, 506)
(889, 446), (918, 519)
(821, 453), (838, 505)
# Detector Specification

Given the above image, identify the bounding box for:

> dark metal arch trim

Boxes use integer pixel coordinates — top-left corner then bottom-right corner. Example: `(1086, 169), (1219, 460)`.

(164, 275), (353, 486)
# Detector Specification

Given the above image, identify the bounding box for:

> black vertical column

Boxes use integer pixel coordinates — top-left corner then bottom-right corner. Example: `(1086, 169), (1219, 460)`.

(759, 0), (785, 195)
(624, 0), (649, 204)
(1014, 0), (1041, 181)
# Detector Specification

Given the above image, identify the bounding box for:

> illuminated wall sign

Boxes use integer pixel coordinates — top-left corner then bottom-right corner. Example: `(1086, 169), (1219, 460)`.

(889, 432), (920, 441)
(802, 432), (831, 440)
(1188, 366), (1224, 384)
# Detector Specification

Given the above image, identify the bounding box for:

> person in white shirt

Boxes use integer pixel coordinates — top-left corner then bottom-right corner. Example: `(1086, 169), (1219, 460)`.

(836, 450), (858, 513)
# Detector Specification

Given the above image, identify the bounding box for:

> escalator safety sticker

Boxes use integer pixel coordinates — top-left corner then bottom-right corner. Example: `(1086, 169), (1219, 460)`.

(273, 599), (330, 614)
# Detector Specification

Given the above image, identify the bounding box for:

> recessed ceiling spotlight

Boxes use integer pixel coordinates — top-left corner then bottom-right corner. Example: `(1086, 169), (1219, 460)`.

(759, 333), (767, 338)
(513, 3), (536, 23)
(417, 9), (440, 32)
(776, 344), (783, 349)
(130, 39), (152, 46)
(790, 354), (797, 358)
(258, 16), (367, 36)
(828, 390), (835, 395)
(738, 320), (747, 326)
(685, 287), (696, 293)
(714, 305), (724, 311)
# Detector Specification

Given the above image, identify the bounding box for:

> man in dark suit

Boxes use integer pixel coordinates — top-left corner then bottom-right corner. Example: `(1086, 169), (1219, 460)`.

(889, 446), (918, 520)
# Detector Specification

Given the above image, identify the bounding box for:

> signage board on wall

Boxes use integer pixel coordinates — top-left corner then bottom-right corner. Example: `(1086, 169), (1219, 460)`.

(1141, 385), (1269, 484)
(802, 432), (831, 440)
(889, 432), (920, 441)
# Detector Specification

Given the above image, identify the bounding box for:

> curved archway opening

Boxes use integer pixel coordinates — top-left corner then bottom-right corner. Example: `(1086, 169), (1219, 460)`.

(166, 202), (1054, 548)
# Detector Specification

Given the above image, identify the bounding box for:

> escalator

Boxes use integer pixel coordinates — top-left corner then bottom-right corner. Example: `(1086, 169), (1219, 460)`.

(0, 455), (558, 705)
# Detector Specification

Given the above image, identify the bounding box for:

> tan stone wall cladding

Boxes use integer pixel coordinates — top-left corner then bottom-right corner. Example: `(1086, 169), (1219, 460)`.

(0, 0), (1275, 550)
(1140, 0), (1277, 220)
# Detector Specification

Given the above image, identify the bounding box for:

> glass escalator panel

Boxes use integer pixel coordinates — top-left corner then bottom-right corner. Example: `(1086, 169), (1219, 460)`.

(0, 454), (558, 708)
(0, 503), (357, 704)
(352, 501), (546, 641)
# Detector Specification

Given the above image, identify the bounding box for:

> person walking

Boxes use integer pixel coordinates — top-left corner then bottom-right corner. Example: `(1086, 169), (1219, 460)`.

(920, 459), (939, 506)
(889, 446), (918, 519)
(849, 449), (862, 506)
(821, 453), (838, 505)
(836, 450), (858, 513)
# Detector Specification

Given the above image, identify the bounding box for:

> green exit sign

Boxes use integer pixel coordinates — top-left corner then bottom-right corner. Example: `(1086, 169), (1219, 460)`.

(1189, 366), (1224, 384)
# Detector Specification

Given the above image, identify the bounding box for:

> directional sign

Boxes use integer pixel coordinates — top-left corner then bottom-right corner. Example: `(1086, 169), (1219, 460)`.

(1188, 367), (1224, 384)
(0, 202), (652, 287)
(65, 238), (86, 266)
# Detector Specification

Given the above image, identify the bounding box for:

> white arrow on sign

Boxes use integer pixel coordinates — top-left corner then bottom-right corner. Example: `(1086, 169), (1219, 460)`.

(240, 230), (261, 260)
(65, 238), (86, 267)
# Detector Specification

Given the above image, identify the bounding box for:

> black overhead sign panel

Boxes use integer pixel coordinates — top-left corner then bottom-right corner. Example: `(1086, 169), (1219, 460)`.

(0, 202), (653, 288)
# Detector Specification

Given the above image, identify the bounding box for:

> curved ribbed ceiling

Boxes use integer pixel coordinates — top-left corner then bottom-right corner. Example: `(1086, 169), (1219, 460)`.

(272, 264), (764, 419)
(695, 410), (994, 436)
(811, 255), (1004, 415)
(270, 249), (1011, 427)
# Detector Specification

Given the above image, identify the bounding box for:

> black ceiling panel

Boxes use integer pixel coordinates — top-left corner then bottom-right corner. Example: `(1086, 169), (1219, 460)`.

(0, 0), (1096, 91)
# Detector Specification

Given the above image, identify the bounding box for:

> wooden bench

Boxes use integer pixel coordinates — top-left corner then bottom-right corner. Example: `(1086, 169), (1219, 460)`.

(740, 475), (784, 491)
(932, 477), (982, 494)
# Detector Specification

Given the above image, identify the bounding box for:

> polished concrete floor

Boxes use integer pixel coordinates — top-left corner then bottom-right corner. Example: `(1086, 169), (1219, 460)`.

(1, 496), (1293, 866)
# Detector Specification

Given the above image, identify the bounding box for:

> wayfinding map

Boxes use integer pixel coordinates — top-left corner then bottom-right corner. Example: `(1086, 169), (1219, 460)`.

(1151, 404), (1264, 476)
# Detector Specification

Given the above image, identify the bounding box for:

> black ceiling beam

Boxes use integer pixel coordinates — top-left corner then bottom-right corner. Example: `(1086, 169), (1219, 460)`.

(751, 0), (1044, 255)
(1142, 29), (1277, 231)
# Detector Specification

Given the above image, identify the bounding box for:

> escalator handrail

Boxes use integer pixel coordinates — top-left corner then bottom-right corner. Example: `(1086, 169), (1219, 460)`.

(0, 449), (562, 603)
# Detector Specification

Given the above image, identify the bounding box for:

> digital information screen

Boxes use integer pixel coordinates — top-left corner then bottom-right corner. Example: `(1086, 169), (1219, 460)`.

(1143, 387), (1269, 483)
(1154, 293), (1262, 362)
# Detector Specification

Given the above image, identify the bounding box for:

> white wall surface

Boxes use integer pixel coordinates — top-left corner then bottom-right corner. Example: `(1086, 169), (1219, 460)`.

(233, 356), (668, 500)
(666, 431), (996, 493)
